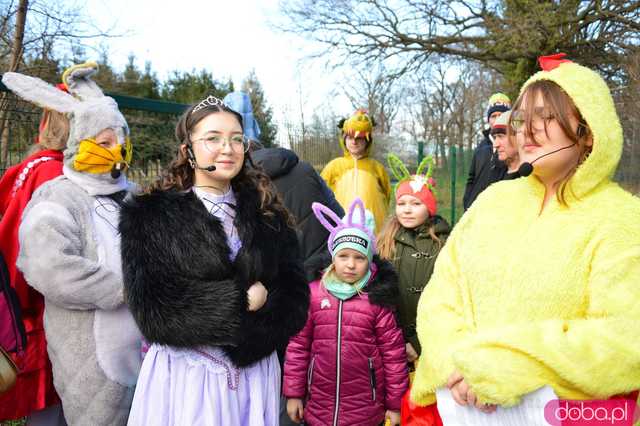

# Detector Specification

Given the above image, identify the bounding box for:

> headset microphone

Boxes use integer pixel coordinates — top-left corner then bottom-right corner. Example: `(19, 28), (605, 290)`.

(518, 143), (577, 177)
(186, 145), (217, 172)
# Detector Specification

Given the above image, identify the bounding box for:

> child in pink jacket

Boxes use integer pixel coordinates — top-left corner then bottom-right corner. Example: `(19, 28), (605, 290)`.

(284, 198), (409, 426)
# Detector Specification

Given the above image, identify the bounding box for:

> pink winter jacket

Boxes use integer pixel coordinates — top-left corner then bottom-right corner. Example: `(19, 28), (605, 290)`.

(283, 257), (409, 426)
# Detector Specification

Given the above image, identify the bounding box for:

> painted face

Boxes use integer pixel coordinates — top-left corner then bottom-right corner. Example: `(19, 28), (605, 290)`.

(333, 248), (369, 284)
(345, 135), (367, 157)
(514, 92), (584, 182)
(186, 111), (245, 187)
(395, 194), (430, 229)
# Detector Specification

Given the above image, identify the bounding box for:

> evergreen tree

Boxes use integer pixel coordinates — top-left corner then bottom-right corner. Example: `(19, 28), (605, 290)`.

(116, 54), (161, 98)
(161, 69), (233, 104)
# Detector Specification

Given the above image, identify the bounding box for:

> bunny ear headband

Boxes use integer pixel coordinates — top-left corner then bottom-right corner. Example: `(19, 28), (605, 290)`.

(312, 197), (377, 255)
(387, 154), (436, 195)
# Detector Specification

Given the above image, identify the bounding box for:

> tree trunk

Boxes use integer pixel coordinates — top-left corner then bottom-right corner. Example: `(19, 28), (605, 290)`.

(1, 0), (29, 168)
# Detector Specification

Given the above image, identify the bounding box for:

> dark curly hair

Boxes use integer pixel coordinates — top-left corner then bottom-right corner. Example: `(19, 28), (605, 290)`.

(151, 99), (294, 225)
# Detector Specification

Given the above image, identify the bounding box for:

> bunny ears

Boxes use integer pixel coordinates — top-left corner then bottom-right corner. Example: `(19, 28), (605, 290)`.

(2, 62), (130, 172)
(2, 62), (104, 114)
(388, 154), (438, 216)
(312, 197), (377, 259)
(387, 154), (436, 193)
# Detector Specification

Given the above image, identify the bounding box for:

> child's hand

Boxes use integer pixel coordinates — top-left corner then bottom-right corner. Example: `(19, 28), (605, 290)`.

(247, 281), (268, 311)
(287, 398), (304, 423)
(385, 409), (401, 425)
(406, 342), (419, 362)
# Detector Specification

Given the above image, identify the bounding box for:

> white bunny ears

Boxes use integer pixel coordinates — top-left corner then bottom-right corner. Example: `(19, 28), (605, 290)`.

(2, 71), (78, 114)
(2, 62), (129, 166)
(312, 197), (377, 255)
(1, 62), (105, 114)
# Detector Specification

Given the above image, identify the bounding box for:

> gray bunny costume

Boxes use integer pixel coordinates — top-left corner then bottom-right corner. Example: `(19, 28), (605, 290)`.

(3, 63), (142, 425)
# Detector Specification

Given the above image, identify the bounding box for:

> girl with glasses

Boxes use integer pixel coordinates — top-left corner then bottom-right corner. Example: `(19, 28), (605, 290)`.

(120, 96), (309, 425)
(410, 55), (640, 424)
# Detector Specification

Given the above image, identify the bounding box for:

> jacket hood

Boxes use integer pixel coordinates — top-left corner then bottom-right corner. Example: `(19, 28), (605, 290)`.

(251, 147), (299, 179)
(431, 215), (451, 235)
(521, 59), (622, 199)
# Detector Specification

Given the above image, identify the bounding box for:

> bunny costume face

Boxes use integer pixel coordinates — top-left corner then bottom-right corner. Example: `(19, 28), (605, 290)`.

(2, 62), (131, 190)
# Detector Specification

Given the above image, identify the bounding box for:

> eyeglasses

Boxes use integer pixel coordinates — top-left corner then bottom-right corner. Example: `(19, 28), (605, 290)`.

(190, 134), (251, 153)
(511, 107), (555, 133)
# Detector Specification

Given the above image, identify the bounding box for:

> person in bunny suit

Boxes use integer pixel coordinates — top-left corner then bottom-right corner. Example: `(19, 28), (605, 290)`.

(3, 62), (142, 425)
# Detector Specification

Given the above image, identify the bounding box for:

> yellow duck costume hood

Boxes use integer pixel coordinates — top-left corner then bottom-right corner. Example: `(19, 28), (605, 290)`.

(338, 108), (375, 158)
(320, 109), (391, 233)
(411, 54), (640, 410)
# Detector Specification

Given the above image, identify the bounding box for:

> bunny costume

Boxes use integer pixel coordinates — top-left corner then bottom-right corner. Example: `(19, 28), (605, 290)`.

(3, 63), (142, 425)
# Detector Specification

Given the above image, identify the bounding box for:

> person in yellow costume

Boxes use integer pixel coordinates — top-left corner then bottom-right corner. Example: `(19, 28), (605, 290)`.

(321, 109), (391, 233)
(411, 53), (640, 419)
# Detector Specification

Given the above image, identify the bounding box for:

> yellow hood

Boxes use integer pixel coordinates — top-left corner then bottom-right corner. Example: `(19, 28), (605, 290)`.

(521, 60), (622, 198)
(339, 109), (375, 158)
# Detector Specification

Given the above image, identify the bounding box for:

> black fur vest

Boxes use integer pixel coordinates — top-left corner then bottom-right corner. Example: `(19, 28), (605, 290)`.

(119, 181), (309, 367)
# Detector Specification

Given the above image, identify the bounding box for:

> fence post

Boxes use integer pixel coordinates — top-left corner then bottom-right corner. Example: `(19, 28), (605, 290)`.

(450, 144), (457, 224)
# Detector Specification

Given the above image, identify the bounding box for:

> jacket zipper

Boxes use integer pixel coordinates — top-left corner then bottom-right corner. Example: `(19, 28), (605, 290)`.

(368, 358), (377, 401)
(333, 300), (343, 426)
(307, 356), (316, 396)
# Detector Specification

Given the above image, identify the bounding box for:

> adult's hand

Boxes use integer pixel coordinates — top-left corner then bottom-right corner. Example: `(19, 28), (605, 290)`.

(447, 370), (496, 413)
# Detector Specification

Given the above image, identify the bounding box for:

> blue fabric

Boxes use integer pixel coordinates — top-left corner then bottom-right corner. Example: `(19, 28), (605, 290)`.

(223, 91), (261, 141)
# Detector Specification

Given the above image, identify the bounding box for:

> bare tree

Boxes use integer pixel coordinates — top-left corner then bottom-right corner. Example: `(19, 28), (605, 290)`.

(0, 0), (121, 166)
(403, 60), (498, 165)
(343, 64), (401, 134)
(278, 0), (640, 93)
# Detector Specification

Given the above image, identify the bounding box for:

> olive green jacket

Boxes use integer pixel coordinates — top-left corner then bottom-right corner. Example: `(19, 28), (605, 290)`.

(391, 216), (450, 355)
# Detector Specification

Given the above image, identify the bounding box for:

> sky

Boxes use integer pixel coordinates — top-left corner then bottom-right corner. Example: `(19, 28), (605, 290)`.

(83, 0), (353, 132)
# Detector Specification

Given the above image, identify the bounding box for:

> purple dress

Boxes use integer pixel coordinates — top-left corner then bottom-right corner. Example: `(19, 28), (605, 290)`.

(127, 188), (280, 426)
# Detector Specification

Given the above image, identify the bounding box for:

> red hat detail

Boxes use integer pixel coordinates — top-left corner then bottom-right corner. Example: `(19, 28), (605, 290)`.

(538, 53), (572, 72)
(396, 177), (437, 217)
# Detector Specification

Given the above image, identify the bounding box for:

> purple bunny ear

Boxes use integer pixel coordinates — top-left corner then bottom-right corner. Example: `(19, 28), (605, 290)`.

(347, 198), (366, 227)
(312, 202), (344, 234)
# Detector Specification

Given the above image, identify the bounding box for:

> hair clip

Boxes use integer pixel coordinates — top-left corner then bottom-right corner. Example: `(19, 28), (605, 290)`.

(192, 95), (228, 114)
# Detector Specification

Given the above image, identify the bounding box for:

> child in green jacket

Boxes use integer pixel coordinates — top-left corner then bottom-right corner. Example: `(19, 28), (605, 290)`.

(377, 156), (450, 364)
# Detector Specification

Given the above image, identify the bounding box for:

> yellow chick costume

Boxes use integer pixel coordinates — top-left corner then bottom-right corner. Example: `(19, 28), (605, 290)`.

(411, 58), (640, 409)
(320, 110), (391, 233)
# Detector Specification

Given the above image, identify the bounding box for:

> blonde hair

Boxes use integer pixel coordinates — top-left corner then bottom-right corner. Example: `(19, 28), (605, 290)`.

(377, 215), (443, 261)
(38, 109), (69, 151)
